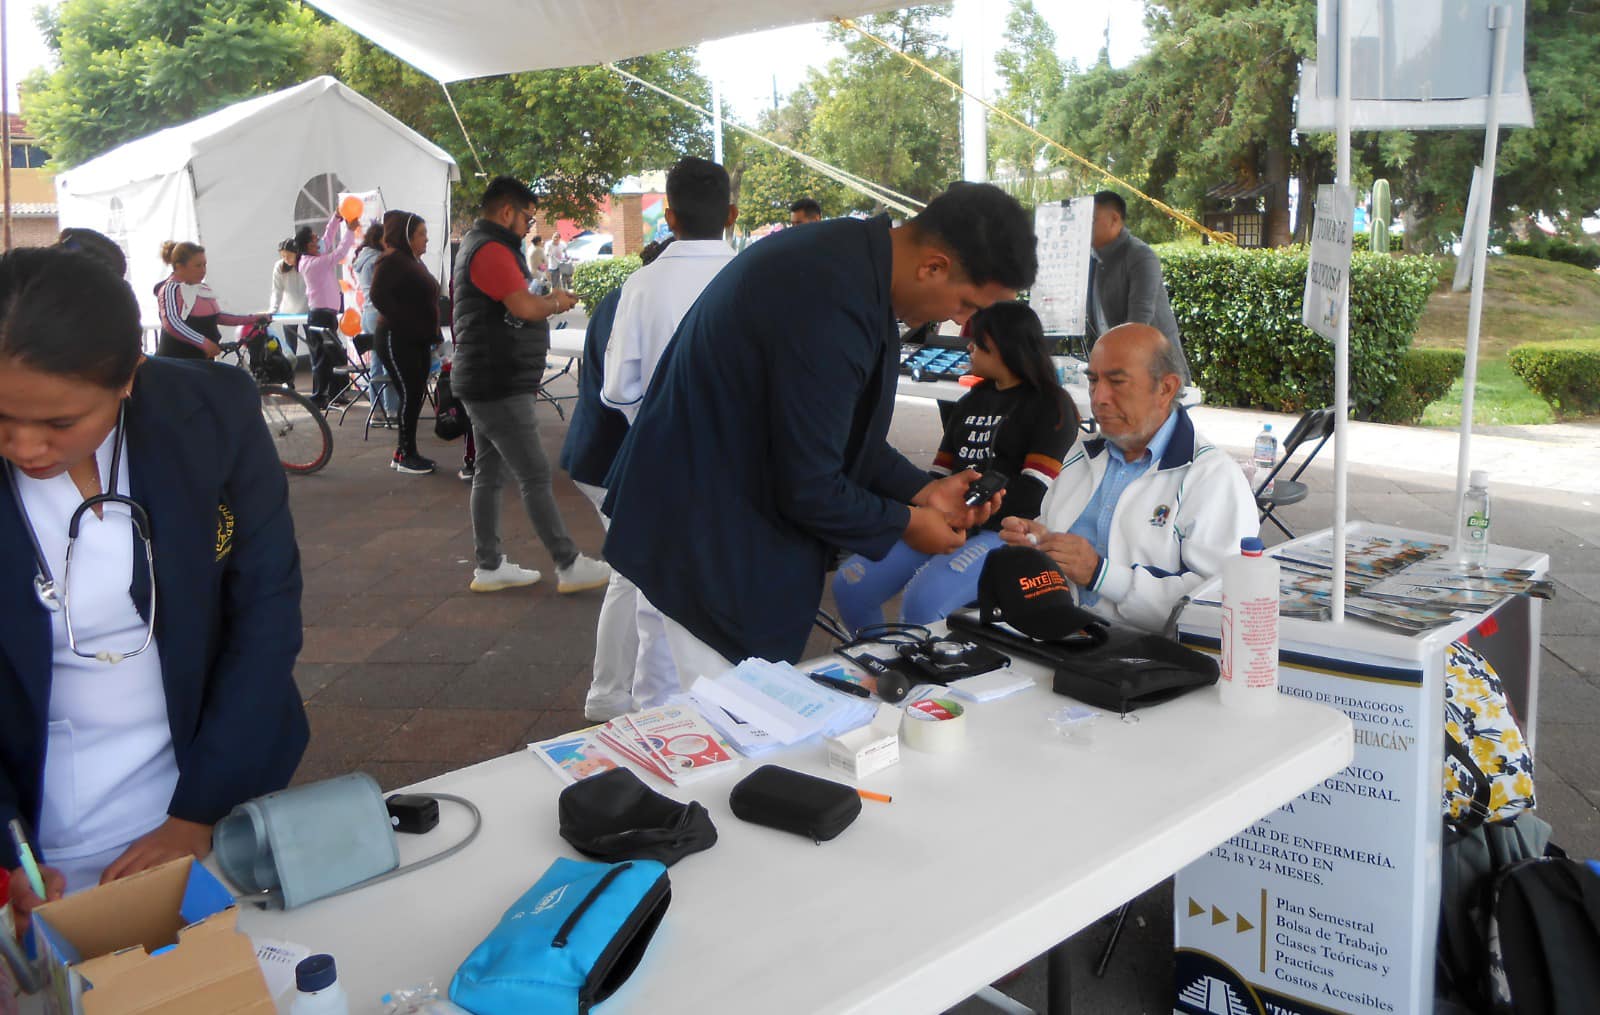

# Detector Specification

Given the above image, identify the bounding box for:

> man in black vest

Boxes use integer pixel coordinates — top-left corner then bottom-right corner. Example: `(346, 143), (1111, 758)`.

(451, 176), (611, 595)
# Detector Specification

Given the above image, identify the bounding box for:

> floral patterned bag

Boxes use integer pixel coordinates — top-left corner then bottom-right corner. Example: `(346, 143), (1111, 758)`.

(1443, 640), (1535, 827)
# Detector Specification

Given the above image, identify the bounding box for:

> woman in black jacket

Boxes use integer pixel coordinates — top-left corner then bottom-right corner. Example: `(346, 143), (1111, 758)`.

(370, 211), (442, 475)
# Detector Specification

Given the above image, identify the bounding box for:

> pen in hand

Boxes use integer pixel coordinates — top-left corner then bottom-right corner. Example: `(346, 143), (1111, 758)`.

(8, 818), (48, 901)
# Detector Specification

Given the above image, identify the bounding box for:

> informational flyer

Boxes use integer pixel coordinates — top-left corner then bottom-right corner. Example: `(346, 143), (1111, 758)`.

(1302, 184), (1354, 342)
(1030, 197), (1094, 337)
(1173, 646), (1438, 1015)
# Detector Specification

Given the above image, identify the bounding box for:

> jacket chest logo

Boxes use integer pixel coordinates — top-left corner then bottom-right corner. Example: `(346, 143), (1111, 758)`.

(216, 502), (235, 561)
(1150, 504), (1171, 527)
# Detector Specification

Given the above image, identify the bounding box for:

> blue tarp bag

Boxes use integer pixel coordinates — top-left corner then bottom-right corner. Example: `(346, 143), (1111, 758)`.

(450, 857), (671, 1014)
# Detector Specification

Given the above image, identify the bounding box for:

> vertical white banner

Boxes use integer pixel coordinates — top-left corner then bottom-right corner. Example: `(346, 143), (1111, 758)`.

(1303, 184), (1355, 342)
(1030, 197), (1093, 337)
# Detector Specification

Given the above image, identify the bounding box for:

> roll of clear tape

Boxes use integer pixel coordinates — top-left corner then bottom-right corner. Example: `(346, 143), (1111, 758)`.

(900, 697), (967, 752)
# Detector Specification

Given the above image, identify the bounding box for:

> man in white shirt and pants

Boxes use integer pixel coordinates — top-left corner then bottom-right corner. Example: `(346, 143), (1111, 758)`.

(587, 156), (738, 718)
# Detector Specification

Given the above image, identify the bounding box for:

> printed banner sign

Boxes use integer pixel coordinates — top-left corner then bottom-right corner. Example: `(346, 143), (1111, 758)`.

(1303, 185), (1354, 342)
(1030, 197), (1093, 337)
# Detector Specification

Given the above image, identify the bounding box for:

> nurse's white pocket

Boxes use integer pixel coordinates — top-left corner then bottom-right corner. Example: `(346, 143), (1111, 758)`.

(39, 719), (81, 849)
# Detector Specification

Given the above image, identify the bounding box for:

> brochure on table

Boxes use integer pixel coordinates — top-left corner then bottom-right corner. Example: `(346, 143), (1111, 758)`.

(1172, 522), (1547, 1015)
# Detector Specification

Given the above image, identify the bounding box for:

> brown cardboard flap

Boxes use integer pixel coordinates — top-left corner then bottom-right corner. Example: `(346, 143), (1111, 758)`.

(33, 858), (189, 961)
(80, 915), (270, 1015)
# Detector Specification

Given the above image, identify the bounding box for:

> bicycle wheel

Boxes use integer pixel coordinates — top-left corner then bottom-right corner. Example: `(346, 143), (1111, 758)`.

(259, 385), (334, 475)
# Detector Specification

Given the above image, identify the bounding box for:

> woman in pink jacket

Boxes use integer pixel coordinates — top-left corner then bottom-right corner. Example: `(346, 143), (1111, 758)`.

(294, 213), (358, 408)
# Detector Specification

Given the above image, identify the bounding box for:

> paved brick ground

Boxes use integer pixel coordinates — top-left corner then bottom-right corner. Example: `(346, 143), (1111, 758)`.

(285, 374), (1599, 1014)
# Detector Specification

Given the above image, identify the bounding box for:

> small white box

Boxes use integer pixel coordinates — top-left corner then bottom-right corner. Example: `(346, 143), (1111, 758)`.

(826, 703), (901, 779)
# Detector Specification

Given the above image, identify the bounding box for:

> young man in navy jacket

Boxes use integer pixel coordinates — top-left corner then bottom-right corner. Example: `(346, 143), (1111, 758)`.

(602, 182), (1037, 678)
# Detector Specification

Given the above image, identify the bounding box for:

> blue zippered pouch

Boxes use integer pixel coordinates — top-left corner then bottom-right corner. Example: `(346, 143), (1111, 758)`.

(449, 857), (671, 1014)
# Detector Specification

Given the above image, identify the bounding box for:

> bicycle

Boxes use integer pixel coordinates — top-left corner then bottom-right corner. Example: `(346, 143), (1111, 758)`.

(218, 337), (334, 475)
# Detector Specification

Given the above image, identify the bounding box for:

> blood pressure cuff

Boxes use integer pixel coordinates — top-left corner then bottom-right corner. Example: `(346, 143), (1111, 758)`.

(558, 768), (717, 866)
(450, 857), (671, 1015)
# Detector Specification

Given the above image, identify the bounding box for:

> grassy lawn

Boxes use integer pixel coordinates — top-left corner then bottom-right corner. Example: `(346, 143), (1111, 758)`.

(1411, 254), (1600, 426)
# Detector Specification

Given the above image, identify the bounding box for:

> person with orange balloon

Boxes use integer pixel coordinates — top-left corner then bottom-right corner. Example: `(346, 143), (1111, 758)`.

(293, 212), (359, 409)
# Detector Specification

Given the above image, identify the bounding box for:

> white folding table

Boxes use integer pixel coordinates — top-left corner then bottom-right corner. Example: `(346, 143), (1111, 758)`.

(237, 651), (1350, 1014)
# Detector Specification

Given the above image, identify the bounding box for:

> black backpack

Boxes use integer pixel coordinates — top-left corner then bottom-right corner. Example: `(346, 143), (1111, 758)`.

(242, 321), (295, 387)
(1479, 856), (1600, 1013)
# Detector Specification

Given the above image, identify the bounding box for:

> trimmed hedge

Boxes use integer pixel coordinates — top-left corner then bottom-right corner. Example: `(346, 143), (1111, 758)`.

(1369, 348), (1465, 425)
(1161, 246), (1437, 417)
(1507, 339), (1600, 418)
(1503, 237), (1600, 271)
(572, 256), (642, 314)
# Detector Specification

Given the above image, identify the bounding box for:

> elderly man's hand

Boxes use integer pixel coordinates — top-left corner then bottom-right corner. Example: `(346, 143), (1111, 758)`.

(998, 517), (1101, 586)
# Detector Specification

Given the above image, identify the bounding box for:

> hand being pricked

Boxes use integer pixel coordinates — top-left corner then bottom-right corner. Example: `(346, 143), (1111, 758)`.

(998, 517), (1101, 586)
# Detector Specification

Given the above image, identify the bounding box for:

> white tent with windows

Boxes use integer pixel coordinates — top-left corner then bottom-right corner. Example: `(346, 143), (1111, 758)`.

(55, 76), (459, 329)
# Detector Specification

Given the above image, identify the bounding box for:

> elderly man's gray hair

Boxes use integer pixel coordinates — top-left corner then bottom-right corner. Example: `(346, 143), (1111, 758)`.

(1149, 333), (1187, 385)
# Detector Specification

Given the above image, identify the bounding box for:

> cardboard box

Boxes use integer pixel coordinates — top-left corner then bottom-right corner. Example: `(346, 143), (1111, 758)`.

(825, 703), (901, 779)
(31, 857), (273, 1015)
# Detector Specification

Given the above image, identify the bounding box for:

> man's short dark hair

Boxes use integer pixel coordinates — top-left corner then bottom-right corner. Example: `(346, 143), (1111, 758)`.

(789, 197), (822, 219)
(1093, 190), (1127, 220)
(665, 157), (731, 240)
(481, 175), (538, 217)
(909, 182), (1037, 290)
(57, 227), (127, 277)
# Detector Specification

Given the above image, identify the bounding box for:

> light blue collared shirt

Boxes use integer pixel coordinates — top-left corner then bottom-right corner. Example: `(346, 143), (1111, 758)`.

(1068, 409), (1178, 605)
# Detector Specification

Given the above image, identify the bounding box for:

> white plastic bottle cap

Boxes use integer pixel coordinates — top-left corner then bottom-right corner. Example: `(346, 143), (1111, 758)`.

(1470, 470), (1488, 487)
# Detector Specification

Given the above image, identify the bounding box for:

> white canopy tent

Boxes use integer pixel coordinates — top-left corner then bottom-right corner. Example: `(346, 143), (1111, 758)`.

(303, 1), (902, 81)
(55, 76), (459, 328)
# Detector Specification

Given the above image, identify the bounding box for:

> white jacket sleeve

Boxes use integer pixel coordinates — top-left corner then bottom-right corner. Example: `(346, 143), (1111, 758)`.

(1095, 448), (1258, 632)
(600, 279), (646, 424)
(269, 264), (284, 313)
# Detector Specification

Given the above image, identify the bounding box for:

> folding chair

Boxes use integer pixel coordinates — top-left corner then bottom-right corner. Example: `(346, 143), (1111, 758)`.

(328, 331), (381, 426)
(1255, 408), (1336, 539)
(536, 320), (579, 420)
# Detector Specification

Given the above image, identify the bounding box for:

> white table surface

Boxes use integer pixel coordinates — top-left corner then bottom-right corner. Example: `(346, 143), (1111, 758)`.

(237, 652), (1351, 1014)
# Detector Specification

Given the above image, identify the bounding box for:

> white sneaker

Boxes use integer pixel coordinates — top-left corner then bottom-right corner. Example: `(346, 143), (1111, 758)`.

(556, 554), (612, 594)
(470, 558), (542, 593)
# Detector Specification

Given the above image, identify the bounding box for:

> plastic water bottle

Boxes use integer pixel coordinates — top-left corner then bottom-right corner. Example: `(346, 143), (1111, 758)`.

(290, 954), (351, 1015)
(1461, 470), (1492, 566)
(1253, 424), (1278, 495)
(1220, 537), (1280, 712)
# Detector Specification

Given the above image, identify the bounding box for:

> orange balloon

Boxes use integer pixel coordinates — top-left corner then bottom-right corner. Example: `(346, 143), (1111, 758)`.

(339, 308), (361, 336)
(339, 195), (364, 222)
(339, 279), (354, 293)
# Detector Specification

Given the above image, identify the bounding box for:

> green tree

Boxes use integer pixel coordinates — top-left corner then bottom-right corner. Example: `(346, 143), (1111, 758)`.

(22, 0), (325, 166)
(806, 6), (961, 211)
(729, 88), (851, 230)
(990, 0), (1068, 183)
(330, 26), (712, 223)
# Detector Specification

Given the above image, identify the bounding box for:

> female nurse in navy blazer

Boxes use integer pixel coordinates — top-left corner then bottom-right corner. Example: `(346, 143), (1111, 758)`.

(0, 247), (308, 926)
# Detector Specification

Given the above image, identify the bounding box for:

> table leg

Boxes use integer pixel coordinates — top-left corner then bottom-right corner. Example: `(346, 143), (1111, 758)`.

(1046, 939), (1073, 1015)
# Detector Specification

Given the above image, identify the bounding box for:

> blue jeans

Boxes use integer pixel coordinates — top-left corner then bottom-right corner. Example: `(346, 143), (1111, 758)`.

(461, 392), (580, 571)
(831, 529), (1006, 635)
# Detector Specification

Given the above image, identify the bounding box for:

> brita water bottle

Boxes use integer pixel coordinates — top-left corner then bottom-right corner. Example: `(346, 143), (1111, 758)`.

(1461, 470), (1491, 566)
(1253, 424), (1278, 495)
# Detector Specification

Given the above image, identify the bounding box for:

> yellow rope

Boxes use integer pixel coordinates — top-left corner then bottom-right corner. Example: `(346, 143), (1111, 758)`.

(834, 17), (1237, 246)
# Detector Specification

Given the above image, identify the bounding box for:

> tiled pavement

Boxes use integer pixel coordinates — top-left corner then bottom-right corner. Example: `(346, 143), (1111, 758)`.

(285, 375), (1599, 1014)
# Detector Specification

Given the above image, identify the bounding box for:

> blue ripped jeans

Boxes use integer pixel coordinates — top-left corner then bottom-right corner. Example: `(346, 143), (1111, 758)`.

(831, 529), (1007, 636)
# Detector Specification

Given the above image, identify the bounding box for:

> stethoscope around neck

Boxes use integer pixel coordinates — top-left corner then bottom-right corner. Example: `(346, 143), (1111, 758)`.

(5, 403), (156, 664)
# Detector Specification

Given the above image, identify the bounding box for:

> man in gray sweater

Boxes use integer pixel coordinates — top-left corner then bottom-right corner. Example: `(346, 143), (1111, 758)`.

(1086, 190), (1191, 383)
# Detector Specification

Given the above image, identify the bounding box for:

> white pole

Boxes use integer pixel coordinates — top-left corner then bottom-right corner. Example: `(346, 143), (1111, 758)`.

(1331, 0), (1352, 621)
(958, 0), (987, 183)
(712, 79), (724, 165)
(1452, 6), (1510, 559)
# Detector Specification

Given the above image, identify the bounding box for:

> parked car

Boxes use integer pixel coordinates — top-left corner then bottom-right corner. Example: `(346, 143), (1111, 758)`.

(565, 232), (614, 263)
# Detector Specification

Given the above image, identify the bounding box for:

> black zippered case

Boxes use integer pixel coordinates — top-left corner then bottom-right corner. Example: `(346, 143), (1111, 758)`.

(728, 765), (862, 843)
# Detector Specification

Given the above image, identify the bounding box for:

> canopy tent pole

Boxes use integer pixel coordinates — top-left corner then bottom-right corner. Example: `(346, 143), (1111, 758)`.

(1331, 0), (1352, 621)
(2, 0), (12, 252)
(711, 79), (724, 165)
(958, 0), (987, 183)
(1451, 5), (1510, 561)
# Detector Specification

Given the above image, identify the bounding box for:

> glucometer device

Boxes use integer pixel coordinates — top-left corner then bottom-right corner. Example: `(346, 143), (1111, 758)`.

(964, 470), (1009, 507)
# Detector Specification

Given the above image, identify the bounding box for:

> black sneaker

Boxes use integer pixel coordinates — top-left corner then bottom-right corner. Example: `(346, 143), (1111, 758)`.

(391, 452), (436, 475)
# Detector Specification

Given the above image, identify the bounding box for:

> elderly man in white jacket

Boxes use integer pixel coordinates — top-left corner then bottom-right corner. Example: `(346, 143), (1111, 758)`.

(1001, 323), (1256, 633)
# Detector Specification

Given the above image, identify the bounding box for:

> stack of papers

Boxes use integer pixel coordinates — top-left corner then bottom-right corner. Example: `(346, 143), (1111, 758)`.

(594, 704), (743, 786)
(691, 658), (876, 748)
(946, 670), (1035, 702)
(528, 728), (627, 786)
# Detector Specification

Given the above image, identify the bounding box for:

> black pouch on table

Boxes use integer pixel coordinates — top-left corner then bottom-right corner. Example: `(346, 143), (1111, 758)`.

(558, 767), (718, 866)
(1050, 628), (1218, 715)
(728, 765), (861, 843)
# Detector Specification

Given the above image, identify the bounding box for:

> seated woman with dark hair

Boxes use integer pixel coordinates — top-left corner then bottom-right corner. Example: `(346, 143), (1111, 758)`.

(0, 247), (307, 925)
(831, 302), (1079, 633)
